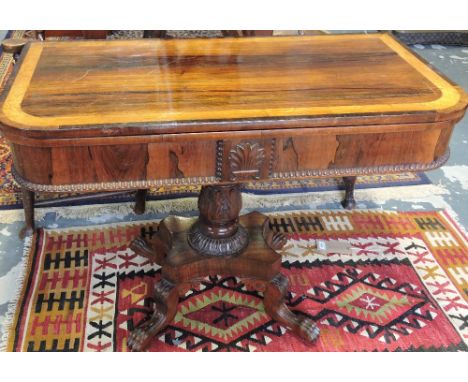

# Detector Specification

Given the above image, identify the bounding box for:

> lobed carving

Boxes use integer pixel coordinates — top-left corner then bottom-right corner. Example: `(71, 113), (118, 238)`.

(229, 142), (266, 181)
(189, 184), (248, 257)
(187, 222), (249, 257)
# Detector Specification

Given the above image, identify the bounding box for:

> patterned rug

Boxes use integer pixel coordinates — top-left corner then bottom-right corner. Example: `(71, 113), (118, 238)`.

(0, 30), (430, 209)
(2, 209), (467, 352)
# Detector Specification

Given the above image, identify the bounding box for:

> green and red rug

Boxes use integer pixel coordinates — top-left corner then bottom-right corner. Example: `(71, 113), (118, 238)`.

(2, 209), (467, 351)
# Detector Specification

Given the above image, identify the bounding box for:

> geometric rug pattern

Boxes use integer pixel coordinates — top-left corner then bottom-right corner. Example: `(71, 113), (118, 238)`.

(2, 209), (467, 351)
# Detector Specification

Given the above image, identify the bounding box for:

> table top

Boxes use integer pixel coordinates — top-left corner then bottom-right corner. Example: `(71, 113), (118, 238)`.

(0, 33), (467, 135)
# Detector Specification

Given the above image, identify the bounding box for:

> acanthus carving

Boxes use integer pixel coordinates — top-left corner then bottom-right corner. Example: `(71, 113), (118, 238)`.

(189, 184), (248, 256)
(229, 142), (265, 181)
(197, 184), (242, 233)
(188, 222), (249, 257)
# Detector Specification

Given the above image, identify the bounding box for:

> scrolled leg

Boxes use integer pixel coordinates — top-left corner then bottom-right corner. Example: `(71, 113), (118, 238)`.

(128, 278), (179, 351)
(341, 176), (357, 210)
(264, 273), (320, 343)
(130, 236), (157, 261)
(130, 229), (168, 265)
(19, 188), (35, 239)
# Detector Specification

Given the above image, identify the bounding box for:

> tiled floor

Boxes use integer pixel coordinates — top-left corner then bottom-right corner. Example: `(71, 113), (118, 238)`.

(0, 31), (467, 342)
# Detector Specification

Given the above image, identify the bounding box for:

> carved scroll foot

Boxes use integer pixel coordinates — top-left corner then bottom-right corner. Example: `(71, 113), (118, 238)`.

(19, 188), (35, 239)
(130, 231), (168, 265)
(341, 176), (357, 210)
(130, 237), (157, 261)
(134, 189), (148, 215)
(128, 278), (178, 351)
(264, 273), (320, 343)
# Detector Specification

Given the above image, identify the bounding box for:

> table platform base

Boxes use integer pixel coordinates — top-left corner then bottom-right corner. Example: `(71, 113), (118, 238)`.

(127, 184), (320, 351)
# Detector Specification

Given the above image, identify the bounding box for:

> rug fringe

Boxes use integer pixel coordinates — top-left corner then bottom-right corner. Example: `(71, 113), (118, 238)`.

(50, 198), (198, 220)
(0, 233), (33, 352)
(0, 209), (23, 224)
(0, 183), (448, 225)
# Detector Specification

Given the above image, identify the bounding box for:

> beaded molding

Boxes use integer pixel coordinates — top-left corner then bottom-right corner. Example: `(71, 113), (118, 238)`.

(215, 140), (224, 180)
(271, 150), (450, 179)
(12, 149), (449, 192)
(12, 166), (217, 193)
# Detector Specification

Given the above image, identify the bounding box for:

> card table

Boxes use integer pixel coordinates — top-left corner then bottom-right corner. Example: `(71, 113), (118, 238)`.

(1, 34), (466, 350)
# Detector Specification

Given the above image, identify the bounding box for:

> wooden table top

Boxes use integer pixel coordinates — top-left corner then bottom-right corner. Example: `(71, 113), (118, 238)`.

(1, 33), (467, 135)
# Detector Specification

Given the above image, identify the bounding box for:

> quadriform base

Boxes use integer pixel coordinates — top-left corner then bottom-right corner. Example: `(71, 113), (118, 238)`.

(127, 184), (320, 351)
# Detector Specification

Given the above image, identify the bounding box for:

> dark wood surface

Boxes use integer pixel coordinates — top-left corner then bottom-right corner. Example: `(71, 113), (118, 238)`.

(1, 33), (466, 191)
(1, 33), (467, 135)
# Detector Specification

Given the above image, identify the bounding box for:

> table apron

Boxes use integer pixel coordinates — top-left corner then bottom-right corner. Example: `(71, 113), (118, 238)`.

(9, 122), (453, 192)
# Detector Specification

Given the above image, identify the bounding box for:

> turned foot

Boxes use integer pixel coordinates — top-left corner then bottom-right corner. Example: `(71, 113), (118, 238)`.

(341, 176), (357, 210)
(134, 189), (148, 215)
(264, 273), (320, 342)
(128, 278), (178, 351)
(19, 188), (35, 239)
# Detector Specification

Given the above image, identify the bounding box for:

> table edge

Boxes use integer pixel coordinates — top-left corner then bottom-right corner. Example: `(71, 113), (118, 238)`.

(1, 33), (467, 132)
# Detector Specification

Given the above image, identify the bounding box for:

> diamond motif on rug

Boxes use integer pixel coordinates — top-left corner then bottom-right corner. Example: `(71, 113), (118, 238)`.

(327, 282), (424, 325)
(174, 287), (269, 343)
(3, 210), (467, 352)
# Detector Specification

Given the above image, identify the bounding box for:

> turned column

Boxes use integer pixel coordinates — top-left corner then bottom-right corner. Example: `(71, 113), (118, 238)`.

(188, 184), (249, 256)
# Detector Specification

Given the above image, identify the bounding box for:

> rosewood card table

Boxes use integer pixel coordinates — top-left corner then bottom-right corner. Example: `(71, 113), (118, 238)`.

(0, 34), (467, 351)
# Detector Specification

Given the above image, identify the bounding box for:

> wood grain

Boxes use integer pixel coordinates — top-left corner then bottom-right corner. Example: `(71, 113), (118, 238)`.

(9, 122), (453, 186)
(1, 33), (467, 134)
(2, 34), (467, 206)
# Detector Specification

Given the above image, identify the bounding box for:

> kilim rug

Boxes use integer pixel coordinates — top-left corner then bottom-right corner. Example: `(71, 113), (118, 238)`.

(2, 209), (467, 352)
(0, 30), (430, 209)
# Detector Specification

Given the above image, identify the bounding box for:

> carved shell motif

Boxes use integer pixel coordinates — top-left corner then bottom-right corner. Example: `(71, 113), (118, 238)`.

(229, 142), (266, 181)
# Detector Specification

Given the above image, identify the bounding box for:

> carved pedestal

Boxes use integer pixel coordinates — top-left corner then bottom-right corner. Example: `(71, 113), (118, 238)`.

(127, 184), (320, 351)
